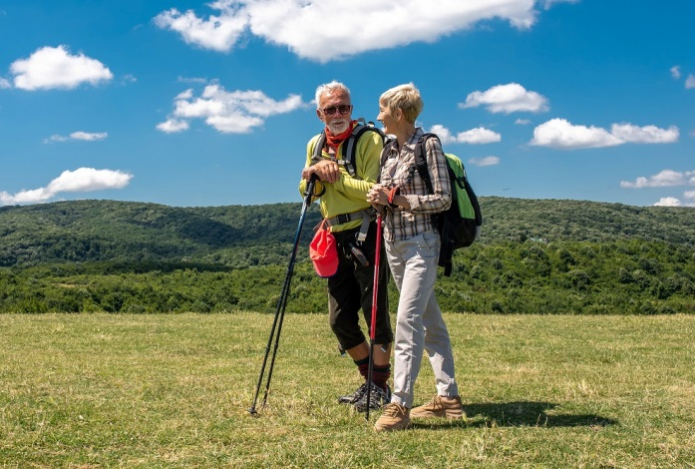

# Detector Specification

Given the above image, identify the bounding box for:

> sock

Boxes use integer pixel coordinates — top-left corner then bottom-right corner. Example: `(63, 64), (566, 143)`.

(371, 364), (391, 390)
(354, 357), (369, 380)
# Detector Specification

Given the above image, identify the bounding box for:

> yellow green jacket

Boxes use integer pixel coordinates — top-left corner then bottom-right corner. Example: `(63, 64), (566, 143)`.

(299, 127), (384, 233)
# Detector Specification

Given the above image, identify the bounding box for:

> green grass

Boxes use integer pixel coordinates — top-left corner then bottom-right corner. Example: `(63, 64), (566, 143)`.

(1, 313), (694, 468)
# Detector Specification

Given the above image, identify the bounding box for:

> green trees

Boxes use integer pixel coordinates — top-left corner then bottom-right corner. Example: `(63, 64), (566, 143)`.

(1, 198), (694, 314)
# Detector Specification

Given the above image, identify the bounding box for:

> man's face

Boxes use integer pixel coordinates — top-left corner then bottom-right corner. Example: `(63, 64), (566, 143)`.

(317, 90), (352, 134)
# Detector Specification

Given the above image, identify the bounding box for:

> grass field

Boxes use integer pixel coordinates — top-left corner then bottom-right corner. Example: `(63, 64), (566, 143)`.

(1, 312), (694, 468)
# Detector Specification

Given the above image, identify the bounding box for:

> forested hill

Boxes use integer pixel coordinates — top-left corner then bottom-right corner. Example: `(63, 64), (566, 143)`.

(0, 197), (693, 268)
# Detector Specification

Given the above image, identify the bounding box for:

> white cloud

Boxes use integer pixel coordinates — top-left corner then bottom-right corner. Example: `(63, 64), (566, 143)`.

(47, 135), (69, 143)
(684, 190), (695, 200)
(670, 66), (681, 79)
(460, 83), (549, 114)
(176, 89), (195, 100)
(541, 0), (579, 8)
(0, 168), (132, 206)
(457, 127), (502, 144)
(531, 118), (679, 149)
(178, 76), (208, 84)
(70, 131), (107, 141)
(155, 0), (543, 62)
(429, 125), (501, 145)
(157, 119), (190, 133)
(653, 197), (681, 207)
(686, 74), (695, 89)
(10, 45), (113, 91)
(154, 3), (249, 53)
(428, 124), (457, 144)
(620, 170), (695, 189)
(469, 156), (500, 166)
(0, 77), (10, 89)
(610, 123), (679, 144)
(515, 118), (531, 125)
(158, 83), (306, 134)
(45, 131), (107, 143)
(530, 118), (622, 149)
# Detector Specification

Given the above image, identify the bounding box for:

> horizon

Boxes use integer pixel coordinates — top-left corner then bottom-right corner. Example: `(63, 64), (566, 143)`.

(1, 1), (693, 209)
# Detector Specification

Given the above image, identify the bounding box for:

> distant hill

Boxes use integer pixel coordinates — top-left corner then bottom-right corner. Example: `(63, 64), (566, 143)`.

(0, 197), (693, 268)
(0, 200), (323, 267)
(1, 198), (694, 314)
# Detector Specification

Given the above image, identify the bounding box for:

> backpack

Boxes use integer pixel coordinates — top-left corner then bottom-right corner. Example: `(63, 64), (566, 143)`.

(413, 133), (482, 276)
(311, 119), (385, 179)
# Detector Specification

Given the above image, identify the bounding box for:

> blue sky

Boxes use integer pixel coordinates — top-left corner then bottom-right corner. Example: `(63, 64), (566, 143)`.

(0, 0), (693, 208)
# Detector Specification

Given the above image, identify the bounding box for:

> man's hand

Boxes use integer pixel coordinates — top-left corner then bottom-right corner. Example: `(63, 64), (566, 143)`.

(303, 159), (340, 183)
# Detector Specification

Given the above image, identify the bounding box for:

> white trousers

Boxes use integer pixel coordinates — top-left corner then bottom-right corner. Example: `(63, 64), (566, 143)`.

(385, 230), (458, 408)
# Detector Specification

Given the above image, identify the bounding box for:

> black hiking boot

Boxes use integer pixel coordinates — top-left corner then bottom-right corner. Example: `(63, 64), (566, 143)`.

(354, 382), (391, 412)
(338, 382), (368, 405)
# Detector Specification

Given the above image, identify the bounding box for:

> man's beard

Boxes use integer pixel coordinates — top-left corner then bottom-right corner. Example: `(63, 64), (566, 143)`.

(327, 119), (350, 134)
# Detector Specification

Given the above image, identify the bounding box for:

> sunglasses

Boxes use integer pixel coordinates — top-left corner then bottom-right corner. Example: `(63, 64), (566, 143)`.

(321, 104), (352, 116)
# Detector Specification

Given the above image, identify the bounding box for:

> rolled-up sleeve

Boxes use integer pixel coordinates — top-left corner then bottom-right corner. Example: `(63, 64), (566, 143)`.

(406, 137), (451, 214)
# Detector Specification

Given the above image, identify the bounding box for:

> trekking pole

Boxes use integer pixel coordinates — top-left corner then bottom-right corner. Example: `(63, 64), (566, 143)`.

(365, 212), (383, 421)
(248, 175), (317, 416)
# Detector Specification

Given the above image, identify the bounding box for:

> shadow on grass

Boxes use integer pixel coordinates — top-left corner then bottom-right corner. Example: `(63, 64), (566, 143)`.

(411, 401), (618, 430)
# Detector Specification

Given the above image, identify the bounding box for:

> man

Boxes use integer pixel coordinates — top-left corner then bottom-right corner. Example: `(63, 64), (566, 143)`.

(299, 81), (393, 411)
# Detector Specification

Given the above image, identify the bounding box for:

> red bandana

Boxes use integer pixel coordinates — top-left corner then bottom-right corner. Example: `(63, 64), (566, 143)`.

(325, 120), (357, 150)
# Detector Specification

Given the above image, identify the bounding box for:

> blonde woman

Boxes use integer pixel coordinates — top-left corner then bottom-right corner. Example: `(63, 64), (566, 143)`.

(367, 83), (463, 431)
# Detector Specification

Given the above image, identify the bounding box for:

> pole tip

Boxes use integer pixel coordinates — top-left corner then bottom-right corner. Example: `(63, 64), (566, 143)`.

(248, 407), (258, 416)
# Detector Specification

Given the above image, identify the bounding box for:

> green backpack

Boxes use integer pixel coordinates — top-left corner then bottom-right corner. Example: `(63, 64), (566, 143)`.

(414, 133), (483, 276)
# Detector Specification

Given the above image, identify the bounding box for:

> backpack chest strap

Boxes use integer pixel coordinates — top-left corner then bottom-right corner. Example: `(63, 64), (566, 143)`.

(325, 208), (376, 242)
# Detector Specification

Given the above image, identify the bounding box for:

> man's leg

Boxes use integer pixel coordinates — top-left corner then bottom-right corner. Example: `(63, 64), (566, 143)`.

(329, 230), (373, 404)
(352, 222), (393, 410)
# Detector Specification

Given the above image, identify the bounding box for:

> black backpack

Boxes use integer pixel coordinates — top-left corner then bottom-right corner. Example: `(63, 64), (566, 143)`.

(311, 120), (385, 179)
(413, 133), (483, 276)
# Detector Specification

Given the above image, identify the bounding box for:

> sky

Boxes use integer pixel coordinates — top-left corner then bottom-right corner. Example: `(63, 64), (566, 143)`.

(0, 0), (693, 208)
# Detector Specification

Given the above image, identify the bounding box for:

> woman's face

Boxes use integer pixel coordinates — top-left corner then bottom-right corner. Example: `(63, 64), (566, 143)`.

(377, 100), (399, 135)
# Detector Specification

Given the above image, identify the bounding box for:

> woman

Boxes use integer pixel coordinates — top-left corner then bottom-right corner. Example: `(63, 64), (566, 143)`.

(367, 83), (463, 432)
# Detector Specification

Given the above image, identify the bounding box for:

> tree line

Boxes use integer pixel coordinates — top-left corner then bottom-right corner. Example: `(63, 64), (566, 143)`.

(1, 198), (694, 314)
(1, 239), (693, 315)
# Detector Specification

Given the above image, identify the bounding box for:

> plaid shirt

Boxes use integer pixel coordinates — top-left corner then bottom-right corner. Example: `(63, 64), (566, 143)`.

(380, 128), (452, 242)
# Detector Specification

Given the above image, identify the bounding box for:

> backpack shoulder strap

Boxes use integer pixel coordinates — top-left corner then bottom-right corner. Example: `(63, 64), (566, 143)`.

(413, 133), (440, 195)
(380, 137), (397, 167)
(340, 121), (385, 179)
(310, 131), (327, 165)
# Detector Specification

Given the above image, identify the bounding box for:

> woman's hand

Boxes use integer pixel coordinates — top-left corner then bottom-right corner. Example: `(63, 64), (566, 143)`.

(367, 184), (389, 206)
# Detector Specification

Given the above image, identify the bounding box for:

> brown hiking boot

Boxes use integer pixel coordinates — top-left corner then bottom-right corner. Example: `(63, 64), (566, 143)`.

(374, 403), (411, 432)
(410, 395), (465, 419)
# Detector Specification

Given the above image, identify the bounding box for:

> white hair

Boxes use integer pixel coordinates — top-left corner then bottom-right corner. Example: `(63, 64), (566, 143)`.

(315, 81), (351, 109)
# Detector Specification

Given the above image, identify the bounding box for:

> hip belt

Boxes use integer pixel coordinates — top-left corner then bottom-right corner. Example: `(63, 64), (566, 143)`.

(325, 208), (375, 242)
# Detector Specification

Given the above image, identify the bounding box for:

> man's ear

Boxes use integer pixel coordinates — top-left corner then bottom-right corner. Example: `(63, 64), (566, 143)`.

(316, 109), (323, 121)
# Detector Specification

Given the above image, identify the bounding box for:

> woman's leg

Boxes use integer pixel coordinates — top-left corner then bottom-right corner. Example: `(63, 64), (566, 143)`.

(386, 232), (440, 409)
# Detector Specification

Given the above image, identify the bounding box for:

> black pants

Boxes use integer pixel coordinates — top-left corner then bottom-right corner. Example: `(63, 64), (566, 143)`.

(328, 221), (393, 350)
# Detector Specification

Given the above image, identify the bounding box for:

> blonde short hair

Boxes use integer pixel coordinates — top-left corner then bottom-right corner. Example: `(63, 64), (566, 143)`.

(315, 81), (351, 108)
(379, 83), (423, 124)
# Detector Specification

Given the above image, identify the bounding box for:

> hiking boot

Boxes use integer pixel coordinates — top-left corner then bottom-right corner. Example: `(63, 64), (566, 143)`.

(374, 403), (411, 432)
(410, 395), (465, 419)
(354, 382), (391, 412)
(338, 382), (368, 405)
